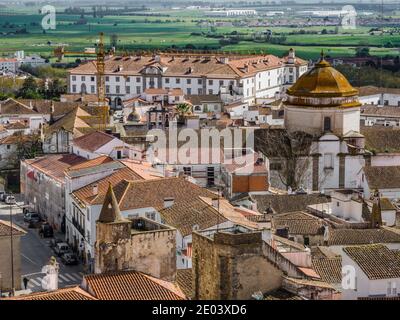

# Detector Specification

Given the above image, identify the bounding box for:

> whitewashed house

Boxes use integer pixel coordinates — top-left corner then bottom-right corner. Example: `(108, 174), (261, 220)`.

(341, 244), (400, 300)
(71, 130), (130, 160)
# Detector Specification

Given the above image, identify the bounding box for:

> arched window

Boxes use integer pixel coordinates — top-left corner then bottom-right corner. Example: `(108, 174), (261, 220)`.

(323, 117), (331, 132)
(81, 83), (87, 94)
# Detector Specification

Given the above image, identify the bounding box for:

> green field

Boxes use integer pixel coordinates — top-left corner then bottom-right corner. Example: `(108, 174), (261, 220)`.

(0, 8), (399, 61)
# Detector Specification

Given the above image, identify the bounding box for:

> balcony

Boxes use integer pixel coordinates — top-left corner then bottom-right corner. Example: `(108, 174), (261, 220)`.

(72, 217), (85, 236)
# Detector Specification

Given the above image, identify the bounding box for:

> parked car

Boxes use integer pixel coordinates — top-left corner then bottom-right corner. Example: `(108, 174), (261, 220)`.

(61, 252), (79, 265)
(49, 238), (63, 249)
(0, 191), (5, 201)
(24, 212), (41, 223)
(5, 195), (15, 204)
(54, 242), (70, 256)
(39, 223), (54, 238)
(0, 193), (9, 202)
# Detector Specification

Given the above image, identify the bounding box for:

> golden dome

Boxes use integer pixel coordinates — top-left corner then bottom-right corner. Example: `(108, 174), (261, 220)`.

(287, 55), (359, 98)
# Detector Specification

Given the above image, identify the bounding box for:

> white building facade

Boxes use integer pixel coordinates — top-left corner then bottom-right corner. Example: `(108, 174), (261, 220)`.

(68, 51), (308, 108)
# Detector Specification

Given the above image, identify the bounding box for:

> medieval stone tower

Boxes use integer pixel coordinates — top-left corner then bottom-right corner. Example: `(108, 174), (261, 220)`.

(192, 230), (283, 300)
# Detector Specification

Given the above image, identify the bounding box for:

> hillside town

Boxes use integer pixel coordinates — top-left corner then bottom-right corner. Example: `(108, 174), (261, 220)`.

(0, 45), (400, 303)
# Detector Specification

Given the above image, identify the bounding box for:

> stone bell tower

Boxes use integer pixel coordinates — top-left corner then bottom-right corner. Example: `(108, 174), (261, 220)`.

(94, 183), (131, 274)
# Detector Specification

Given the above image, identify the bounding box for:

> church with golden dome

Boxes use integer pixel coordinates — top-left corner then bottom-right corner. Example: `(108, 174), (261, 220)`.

(271, 52), (369, 192)
(284, 52), (361, 137)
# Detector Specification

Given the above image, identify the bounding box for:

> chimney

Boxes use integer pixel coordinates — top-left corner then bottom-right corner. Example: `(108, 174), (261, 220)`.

(50, 101), (55, 114)
(164, 197), (174, 208)
(220, 56), (229, 64)
(211, 197), (219, 208)
(93, 184), (98, 195)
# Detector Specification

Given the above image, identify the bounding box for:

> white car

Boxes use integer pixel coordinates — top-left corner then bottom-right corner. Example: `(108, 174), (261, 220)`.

(5, 195), (15, 204)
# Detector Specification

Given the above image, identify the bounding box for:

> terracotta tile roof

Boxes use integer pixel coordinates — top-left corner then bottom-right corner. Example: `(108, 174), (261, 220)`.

(95, 176), (249, 235)
(312, 257), (342, 284)
(252, 193), (330, 215)
(0, 98), (38, 115)
(357, 86), (400, 97)
(160, 197), (228, 237)
(72, 166), (143, 206)
(363, 166), (400, 189)
(72, 131), (116, 152)
(60, 94), (100, 103)
(69, 54), (304, 78)
(0, 134), (35, 145)
(361, 105), (400, 118)
(361, 126), (400, 153)
(328, 228), (400, 246)
(168, 88), (184, 96)
(116, 177), (215, 211)
(0, 219), (26, 237)
(176, 269), (192, 299)
(26, 154), (87, 183)
(83, 270), (186, 300)
(43, 106), (93, 137)
(199, 196), (259, 229)
(272, 211), (325, 235)
(283, 276), (335, 290)
(17, 99), (79, 117)
(343, 244), (400, 280)
(5, 121), (28, 130)
(311, 246), (339, 259)
(120, 160), (164, 180)
(185, 94), (223, 105)
(144, 88), (169, 95)
(67, 155), (114, 172)
(9, 286), (96, 300)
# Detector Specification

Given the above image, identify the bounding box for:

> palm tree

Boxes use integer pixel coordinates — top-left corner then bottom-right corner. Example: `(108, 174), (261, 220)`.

(175, 103), (192, 124)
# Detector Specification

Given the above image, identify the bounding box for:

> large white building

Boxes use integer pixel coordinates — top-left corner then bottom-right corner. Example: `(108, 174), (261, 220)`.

(67, 50), (308, 108)
(0, 58), (18, 73)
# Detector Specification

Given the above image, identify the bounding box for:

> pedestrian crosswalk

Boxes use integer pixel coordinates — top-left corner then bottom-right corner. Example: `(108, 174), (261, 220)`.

(22, 272), (84, 291)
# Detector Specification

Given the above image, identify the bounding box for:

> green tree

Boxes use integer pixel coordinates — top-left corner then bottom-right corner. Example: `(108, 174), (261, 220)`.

(355, 47), (370, 57)
(17, 76), (42, 99)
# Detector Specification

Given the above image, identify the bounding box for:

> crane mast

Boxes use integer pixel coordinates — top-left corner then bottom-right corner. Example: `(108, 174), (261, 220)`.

(54, 32), (109, 131)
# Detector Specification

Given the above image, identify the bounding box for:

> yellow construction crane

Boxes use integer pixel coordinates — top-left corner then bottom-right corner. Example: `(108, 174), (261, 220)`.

(54, 32), (109, 131)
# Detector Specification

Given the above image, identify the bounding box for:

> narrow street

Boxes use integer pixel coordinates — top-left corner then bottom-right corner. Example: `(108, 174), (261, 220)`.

(0, 200), (84, 292)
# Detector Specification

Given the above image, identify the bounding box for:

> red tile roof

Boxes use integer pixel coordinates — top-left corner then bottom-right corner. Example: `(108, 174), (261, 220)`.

(72, 131), (116, 152)
(343, 244), (400, 280)
(72, 166), (143, 205)
(83, 270), (186, 300)
(67, 155), (114, 172)
(8, 286), (96, 300)
(0, 98), (38, 115)
(0, 219), (26, 237)
(26, 154), (87, 183)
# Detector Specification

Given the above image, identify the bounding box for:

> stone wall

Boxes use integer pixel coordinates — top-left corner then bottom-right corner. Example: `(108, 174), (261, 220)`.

(95, 220), (177, 281)
(193, 231), (283, 300)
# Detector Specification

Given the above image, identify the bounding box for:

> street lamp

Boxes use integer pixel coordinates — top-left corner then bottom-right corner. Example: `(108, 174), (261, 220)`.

(9, 192), (15, 296)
